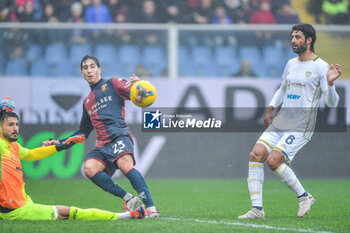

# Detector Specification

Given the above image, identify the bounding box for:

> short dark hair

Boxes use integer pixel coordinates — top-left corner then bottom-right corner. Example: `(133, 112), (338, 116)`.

(80, 55), (100, 70)
(0, 111), (19, 124)
(291, 23), (316, 52)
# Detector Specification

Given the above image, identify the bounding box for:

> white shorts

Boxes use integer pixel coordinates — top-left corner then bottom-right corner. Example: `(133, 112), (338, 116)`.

(256, 125), (309, 164)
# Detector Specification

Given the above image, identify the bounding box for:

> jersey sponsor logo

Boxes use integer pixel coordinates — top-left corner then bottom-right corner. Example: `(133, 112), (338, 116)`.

(89, 96), (113, 114)
(287, 80), (305, 88)
(305, 71), (312, 78)
(97, 96), (112, 105)
(143, 110), (161, 129)
(287, 94), (301, 100)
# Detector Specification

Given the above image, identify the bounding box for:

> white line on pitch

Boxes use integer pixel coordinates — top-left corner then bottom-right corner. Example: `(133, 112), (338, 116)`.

(161, 217), (334, 233)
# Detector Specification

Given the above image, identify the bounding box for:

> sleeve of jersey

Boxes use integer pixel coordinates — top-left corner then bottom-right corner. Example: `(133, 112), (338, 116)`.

(323, 84), (339, 107)
(112, 78), (132, 100)
(320, 65), (339, 108)
(18, 144), (29, 160)
(268, 75), (287, 108)
(79, 107), (94, 136)
(20, 145), (57, 161)
(58, 106), (93, 143)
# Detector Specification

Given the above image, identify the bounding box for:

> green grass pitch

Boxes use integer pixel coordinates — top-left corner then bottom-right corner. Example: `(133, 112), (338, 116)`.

(1, 179), (349, 233)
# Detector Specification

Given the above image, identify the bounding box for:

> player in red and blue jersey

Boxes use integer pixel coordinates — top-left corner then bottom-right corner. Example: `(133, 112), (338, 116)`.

(45, 55), (159, 218)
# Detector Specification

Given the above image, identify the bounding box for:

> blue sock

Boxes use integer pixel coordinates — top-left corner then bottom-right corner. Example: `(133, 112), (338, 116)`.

(90, 171), (127, 198)
(125, 168), (154, 208)
(298, 192), (308, 198)
(252, 206), (263, 210)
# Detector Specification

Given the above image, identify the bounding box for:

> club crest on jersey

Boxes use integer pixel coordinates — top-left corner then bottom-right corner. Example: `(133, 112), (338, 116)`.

(305, 71), (312, 78)
(102, 84), (107, 91)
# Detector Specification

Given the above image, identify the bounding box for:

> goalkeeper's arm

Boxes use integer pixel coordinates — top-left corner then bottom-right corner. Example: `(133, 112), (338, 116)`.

(22, 145), (58, 161)
(24, 135), (85, 161)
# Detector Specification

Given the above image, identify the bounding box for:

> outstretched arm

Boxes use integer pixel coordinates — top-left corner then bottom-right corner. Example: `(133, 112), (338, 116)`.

(22, 145), (57, 161)
(23, 135), (85, 161)
(42, 106), (92, 146)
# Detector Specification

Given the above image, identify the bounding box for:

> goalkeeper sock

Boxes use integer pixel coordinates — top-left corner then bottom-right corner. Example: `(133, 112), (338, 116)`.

(69, 207), (120, 220)
(274, 163), (305, 197)
(247, 162), (264, 208)
(90, 171), (127, 198)
(125, 168), (154, 208)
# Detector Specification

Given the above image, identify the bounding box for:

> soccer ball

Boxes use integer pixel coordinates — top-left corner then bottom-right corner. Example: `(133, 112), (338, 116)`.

(130, 80), (157, 107)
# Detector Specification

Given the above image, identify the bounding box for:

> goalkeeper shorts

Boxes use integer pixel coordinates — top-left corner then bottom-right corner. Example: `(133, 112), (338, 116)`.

(0, 195), (58, 220)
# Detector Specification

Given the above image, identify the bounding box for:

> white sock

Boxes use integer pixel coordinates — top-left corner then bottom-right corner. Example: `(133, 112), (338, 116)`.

(247, 162), (264, 208)
(123, 193), (133, 201)
(146, 206), (156, 211)
(274, 163), (305, 197)
(117, 212), (132, 220)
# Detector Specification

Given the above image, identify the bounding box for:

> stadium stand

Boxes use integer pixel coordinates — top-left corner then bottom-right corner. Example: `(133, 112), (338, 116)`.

(214, 46), (240, 77)
(191, 46), (215, 77)
(30, 59), (50, 77)
(45, 43), (68, 66)
(263, 45), (284, 77)
(238, 46), (264, 77)
(178, 46), (191, 77)
(69, 43), (92, 64)
(141, 45), (167, 76)
(26, 44), (42, 64)
(0, 0), (349, 78)
(118, 44), (141, 75)
(5, 58), (28, 76)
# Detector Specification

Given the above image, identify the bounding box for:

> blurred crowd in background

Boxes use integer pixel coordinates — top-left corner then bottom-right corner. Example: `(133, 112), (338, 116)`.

(1, 0), (300, 24)
(0, 0), (349, 78)
(1, 0), (349, 25)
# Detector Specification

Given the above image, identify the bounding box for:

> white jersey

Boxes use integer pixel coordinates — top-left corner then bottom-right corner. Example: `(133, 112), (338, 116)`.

(269, 56), (339, 139)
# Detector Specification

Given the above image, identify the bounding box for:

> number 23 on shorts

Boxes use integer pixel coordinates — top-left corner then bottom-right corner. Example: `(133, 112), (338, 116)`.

(112, 140), (125, 154)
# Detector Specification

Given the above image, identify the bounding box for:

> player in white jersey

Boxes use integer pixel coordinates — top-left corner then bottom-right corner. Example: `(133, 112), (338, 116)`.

(238, 24), (342, 219)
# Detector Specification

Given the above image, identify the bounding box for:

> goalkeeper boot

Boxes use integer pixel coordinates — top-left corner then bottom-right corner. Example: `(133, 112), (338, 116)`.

(237, 207), (265, 219)
(130, 205), (145, 219)
(124, 195), (141, 212)
(297, 194), (315, 218)
(145, 206), (160, 218)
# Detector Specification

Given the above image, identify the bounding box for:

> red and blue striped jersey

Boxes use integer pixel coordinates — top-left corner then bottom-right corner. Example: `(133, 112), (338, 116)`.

(80, 78), (133, 148)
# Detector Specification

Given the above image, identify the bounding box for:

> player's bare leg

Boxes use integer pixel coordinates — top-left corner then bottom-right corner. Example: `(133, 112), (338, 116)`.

(268, 151), (315, 218)
(118, 154), (160, 218)
(238, 143), (268, 219)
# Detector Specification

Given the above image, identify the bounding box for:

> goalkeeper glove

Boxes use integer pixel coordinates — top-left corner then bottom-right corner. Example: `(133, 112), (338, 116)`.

(0, 97), (15, 112)
(55, 134), (86, 152)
